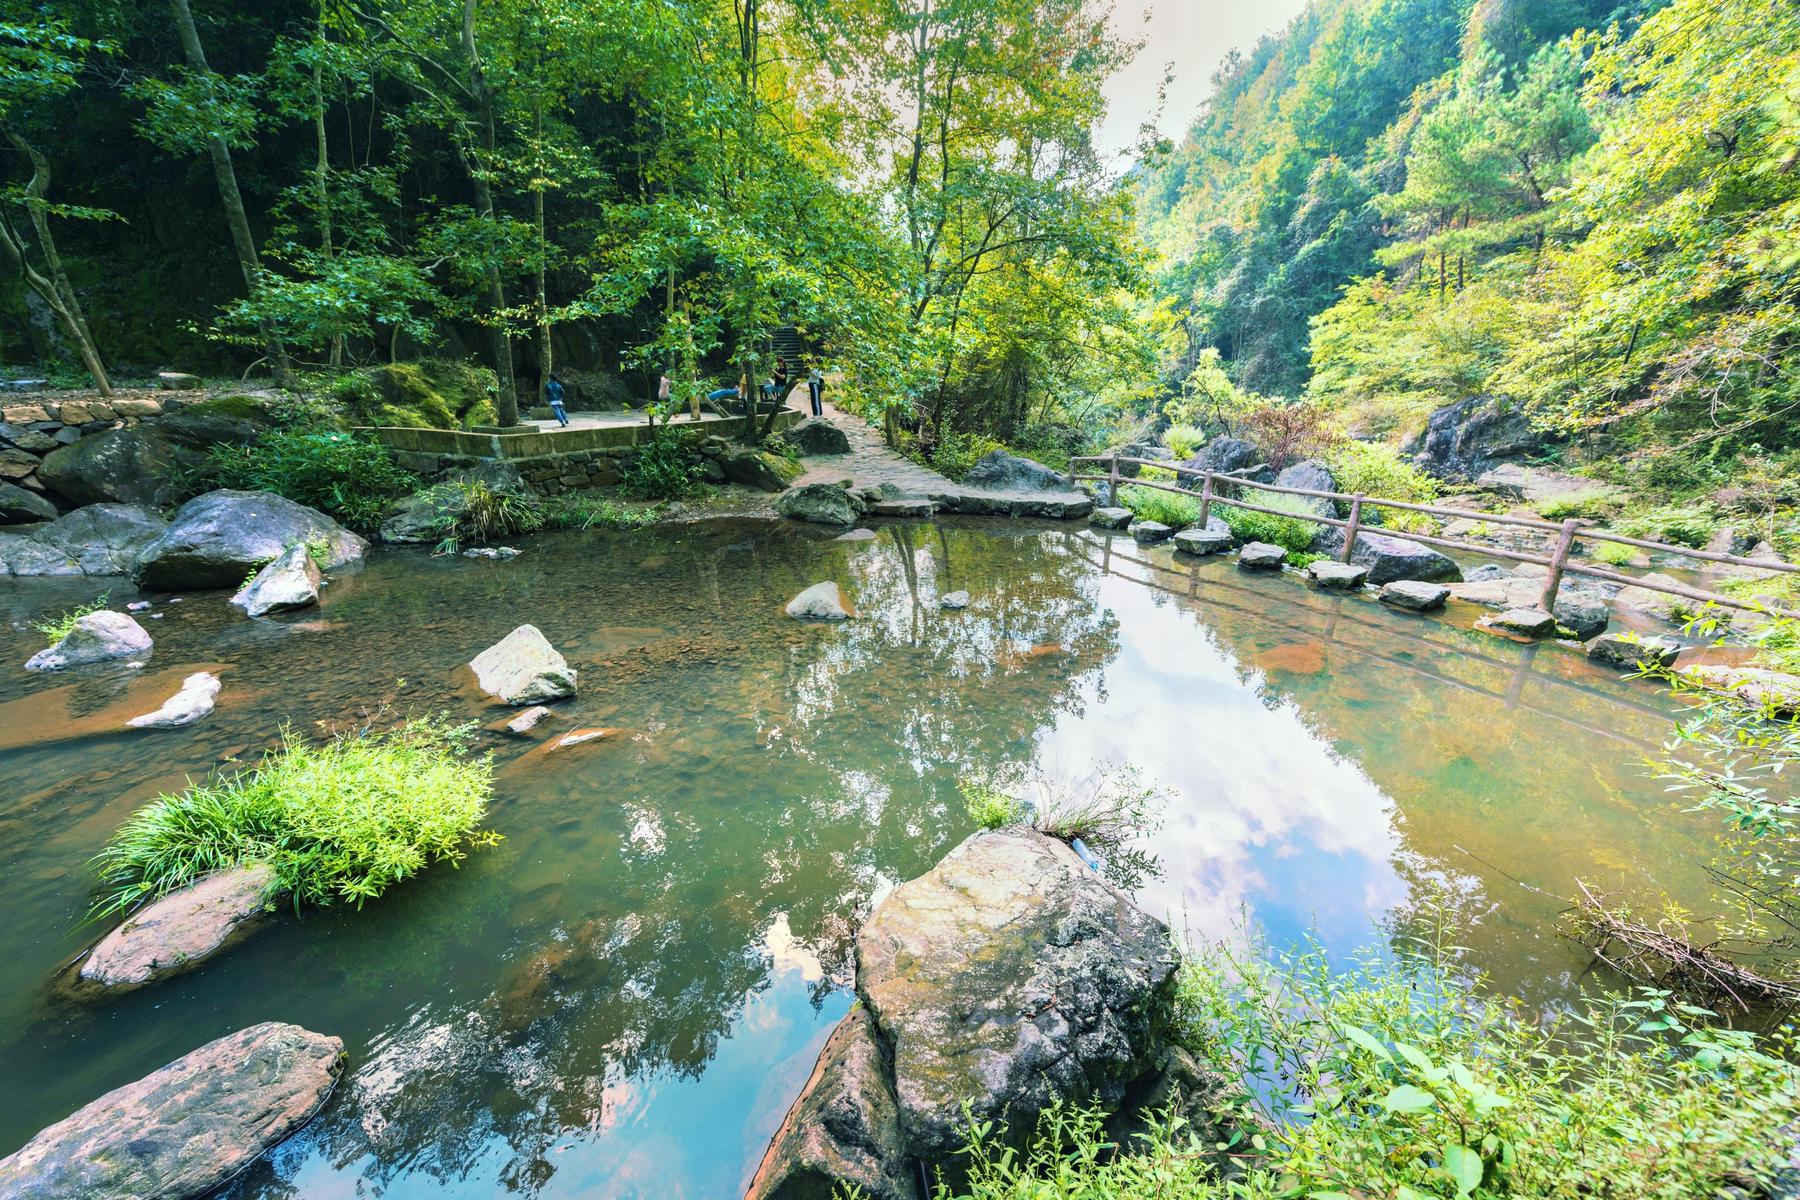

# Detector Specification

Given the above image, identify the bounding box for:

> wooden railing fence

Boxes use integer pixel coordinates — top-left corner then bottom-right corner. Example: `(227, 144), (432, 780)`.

(1070, 453), (1800, 622)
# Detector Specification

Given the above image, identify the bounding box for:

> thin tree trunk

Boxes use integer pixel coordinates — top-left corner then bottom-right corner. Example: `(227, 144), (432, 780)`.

(167, 0), (289, 383)
(2, 129), (110, 394)
(0, 213), (109, 392)
(534, 104), (550, 407)
(312, 22), (341, 369)
(462, 0), (518, 425)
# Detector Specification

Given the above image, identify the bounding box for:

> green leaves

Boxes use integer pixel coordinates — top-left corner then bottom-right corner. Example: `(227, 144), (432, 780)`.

(1379, 1084), (1437, 1114)
(1442, 1142), (1484, 1195)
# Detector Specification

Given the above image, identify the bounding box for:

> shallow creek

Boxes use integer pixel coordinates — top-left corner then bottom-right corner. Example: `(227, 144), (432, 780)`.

(0, 519), (1720, 1197)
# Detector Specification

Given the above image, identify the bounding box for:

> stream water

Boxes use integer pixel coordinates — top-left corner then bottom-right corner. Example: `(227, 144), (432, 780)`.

(0, 519), (1721, 1197)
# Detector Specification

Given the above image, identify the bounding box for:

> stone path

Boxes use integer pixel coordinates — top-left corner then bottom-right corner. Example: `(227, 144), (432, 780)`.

(795, 403), (1093, 519)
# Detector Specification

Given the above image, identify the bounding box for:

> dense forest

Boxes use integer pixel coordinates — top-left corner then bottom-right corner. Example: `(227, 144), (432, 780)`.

(1139, 0), (1799, 512)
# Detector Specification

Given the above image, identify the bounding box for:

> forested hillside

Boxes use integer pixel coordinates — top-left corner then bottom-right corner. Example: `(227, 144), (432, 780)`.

(1139, 0), (1799, 504)
(0, 0), (1149, 443)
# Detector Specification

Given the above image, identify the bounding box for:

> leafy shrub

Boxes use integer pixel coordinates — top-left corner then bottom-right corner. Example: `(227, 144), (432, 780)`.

(426, 480), (546, 553)
(1162, 423), (1206, 459)
(1536, 487), (1624, 521)
(1118, 483), (1201, 527)
(1237, 399), (1341, 471)
(90, 718), (496, 918)
(1325, 441), (1438, 533)
(32, 593), (109, 645)
(1219, 490), (1319, 554)
(201, 429), (419, 533)
(1007, 420), (1094, 473)
(962, 780), (1031, 830)
(938, 932), (1800, 1200)
(926, 429), (1008, 481)
(1589, 539), (1641, 567)
(621, 431), (706, 499)
(1616, 503), (1720, 549)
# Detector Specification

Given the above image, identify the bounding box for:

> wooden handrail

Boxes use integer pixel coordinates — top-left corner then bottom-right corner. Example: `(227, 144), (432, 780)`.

(1071, 451), (1800, 623)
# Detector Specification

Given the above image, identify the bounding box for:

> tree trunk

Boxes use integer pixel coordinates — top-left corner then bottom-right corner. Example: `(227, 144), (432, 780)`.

(312, 28), (341, 369)
(534, 105), (550, 408)
(0, 212), (110, 393)
(2, 129), (110, 394)
(167, 0), (289, 383)
(462, 0), (519, 426)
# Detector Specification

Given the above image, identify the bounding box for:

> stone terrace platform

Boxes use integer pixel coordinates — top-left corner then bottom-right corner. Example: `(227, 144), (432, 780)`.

(796, 404), (1092, 519)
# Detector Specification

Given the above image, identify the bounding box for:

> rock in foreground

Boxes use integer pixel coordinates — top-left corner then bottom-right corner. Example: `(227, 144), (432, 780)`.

(1586, 631), (1681, 670)
(776, 483), (863, 526)
(75, 865), (275, 994)
(231, 543), (322, 617)
(127, 672), (221, 729)
(0, 1021), (342, 1200)
(786, 582), (854, 621)
(136, 490), (366, 590)
(470, 625), (577, 704)
(1238, 541), (1286, 570)
(856, 827), (1177, 1167)
(25, 610), (152, 671)
(1306, 560), (1369, 590)
(1380, 580), (1450, 611)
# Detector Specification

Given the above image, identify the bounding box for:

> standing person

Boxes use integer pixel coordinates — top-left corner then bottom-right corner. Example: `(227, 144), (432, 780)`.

(806, 365), (824, 417)
(544, 373), (569, 427)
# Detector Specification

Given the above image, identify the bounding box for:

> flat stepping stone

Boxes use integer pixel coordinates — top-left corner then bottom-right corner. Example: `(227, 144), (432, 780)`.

(76, 865), (276, 994)
(1306, 561), (1369, 590)
(1586, 631), (1681, 670)
(1129, 520), (1172, 544)
(868, 499), (935, 518)
(1486, 607), (1557, 637)
(1172, 528), (1232, 555)
(1089, 507), (1132, 530)
(1237, 542), (1286, 570)
(1380, 580), (1450, 611)
(504, 705), (557, 736)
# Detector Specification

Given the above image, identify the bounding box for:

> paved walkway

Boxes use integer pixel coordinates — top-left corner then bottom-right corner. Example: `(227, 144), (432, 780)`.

(795, 403), (1093, 518)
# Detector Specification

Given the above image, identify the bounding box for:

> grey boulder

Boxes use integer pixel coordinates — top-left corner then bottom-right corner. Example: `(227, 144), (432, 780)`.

(26, 610), (152, 671)
(1129, 520), (1172, 544)
(721, 449), (802, 492)
(1380, 580), (1450, 611)
(0, 1022), (342, 1200)
(231, 543), (322, 617)
(127, 672), (221, 730)
(1487, 607), (1557, 637)
(962, 449), (1069, 492)
(1307, 560), (1369, 589)
(1, 503), (168, 576)
(36, 425), (195, 508)
(75, 864), (274, 994)
(1089, 506), (1133, 530)
(939, 590), (970, 610)
(776, 483), (863, 526)
(785, 418), (852, 456)
(1274, 459), (1337, 519)
(470, 624), (577, 704)
(1173, 528), (1233, 555)
(1553, 595), (1611, 641)
(0, 481), (56, 524)
(1586, 631), (1681, 670)
(1238, 542), (1287, 570)
(786, 582), (855, 621)
(135, 491), (367, 590)
(1176, 436), (1256, 480)
(1313, 527), (1462, 584)
(855, 827), (1176, 1168)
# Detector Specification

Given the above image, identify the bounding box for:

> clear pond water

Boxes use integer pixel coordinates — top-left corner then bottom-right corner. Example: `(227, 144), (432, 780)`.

(0, 519), (1721, 1196)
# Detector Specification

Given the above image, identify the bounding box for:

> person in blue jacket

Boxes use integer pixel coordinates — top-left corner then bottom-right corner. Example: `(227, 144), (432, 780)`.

(544, 374), (569, 426)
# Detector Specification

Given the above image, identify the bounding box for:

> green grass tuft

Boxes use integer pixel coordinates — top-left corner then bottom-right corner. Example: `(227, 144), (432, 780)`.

(1218, 490), (1320, 554)
(1118, 483), (1202, 528)
(32, 593), (109, 646)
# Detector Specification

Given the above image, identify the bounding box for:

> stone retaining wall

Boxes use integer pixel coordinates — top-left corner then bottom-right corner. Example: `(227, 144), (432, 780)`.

(0, 394), (172, 494)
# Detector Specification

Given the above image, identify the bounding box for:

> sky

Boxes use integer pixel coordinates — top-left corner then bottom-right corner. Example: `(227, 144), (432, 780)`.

(1096, 0), (1312, 163)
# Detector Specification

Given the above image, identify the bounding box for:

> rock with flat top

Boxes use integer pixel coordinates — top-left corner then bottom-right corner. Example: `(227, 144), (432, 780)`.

(1586, 631), (1681, 670)
(746, 1006), (911, 1200)
(470, 624), (577, 704)
(1307, 560), (1369, 590)
(231, 543), (321, 617)
(1173, 527), (1233, 556)
(786, 582), (854, 621)
(1487, 607), (1556, 637)
(1238, 542), (1286, 570)
(505, 705), (557, 736)
(0, 1021), (341, 1200)
(26, 610), (151, 671)
(1312, 527), (1461, 584)
(76, 865), (274, 993)
(1089, 506), (1132, 530)
(127, 672), (221, 729)
(1129, 520), (1172, 544)
(1380, 580), (1450, 611)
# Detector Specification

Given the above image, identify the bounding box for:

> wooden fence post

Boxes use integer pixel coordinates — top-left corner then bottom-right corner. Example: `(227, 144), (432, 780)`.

(1107, 452), (1120, 507)
(1198, 472), (1214, 527)
(1540, 518), (1580, 614)
(1342, 493), (1365, 564)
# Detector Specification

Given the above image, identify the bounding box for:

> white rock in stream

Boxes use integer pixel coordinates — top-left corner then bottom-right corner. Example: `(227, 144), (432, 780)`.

(231, 543), (321, 618)
(127, 672), (221, 729)
(939, 590), (970, 610)
(470, 624), (577, 704)
(786, 582), (855, 621)
(75, 864), (276, 994)
(25, 611), (152, 671)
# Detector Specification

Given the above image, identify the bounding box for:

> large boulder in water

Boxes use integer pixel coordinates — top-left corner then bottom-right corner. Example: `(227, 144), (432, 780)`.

(776, 482), (863, 526)
(470, 624), (577, 704)
(855, 827), (1176, 1167)
(36, 425), (194, 508)
(25, 610), (152, 671)
(0, 1021), (342, 1200)
(231, 543), (322, 617)
(746, 1006), (912, 1200)
(962, 449), (1070, 492)
(1312, 526), (1461, 584)
(2, 503), (168, 576)
(134, 490), (367, 590)
(74, 864), (274, 994)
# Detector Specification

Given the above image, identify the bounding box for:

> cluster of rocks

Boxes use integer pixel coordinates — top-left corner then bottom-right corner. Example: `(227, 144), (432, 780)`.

(747, 828), (1237, 1199)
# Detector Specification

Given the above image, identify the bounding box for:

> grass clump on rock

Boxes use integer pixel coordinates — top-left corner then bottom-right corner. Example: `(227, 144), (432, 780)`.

(936, 928), (1800, 1199)
(90, 718), (496, 919)
(31, 592), (109, 645)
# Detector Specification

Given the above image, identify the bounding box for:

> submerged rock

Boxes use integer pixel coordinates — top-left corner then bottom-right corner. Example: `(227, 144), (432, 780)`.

(1089, 506), (1133, 530)
(1379, 580), (1450, 611)
(136, 490), (366, 590)
(1238, 542), (1286, 570)
(855, 827), (1178, 1170)
(462, 545), (521, 560)
(777, 483), (863, 526)
(1306, 560), (1369, 590)
(127, 672), (221, 729)
(939, 590), (970, 610)
(26, 610), (152, 671)
(75, 865), (275, 994)
(231, 543), (322, 617)
(470, 625), (577, 704)
(746, 1006), (912, 1200)
(504, 705), (557, 736)
(786, 582), (855, 621)
(0, 1021), (342, 1200)
(962, 449), (1069, 492)
(1586, 631), (1681, 670)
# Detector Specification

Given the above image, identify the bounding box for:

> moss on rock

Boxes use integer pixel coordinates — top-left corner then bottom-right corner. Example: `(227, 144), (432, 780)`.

(334, 360), (499, 430)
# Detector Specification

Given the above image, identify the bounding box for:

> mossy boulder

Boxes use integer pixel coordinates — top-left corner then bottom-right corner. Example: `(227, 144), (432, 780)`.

(337, 360), (499, 430)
